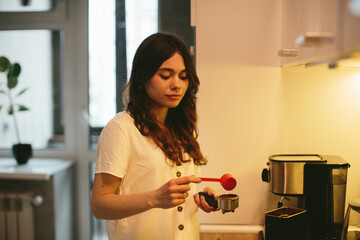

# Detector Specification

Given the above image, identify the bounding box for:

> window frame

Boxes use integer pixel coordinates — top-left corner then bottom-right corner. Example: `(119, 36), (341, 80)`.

(0, 0), (67, 27)
(0, 0), (73, 155)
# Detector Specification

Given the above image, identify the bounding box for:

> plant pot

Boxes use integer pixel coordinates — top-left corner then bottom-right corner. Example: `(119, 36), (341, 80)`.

(12, 143), (32, 165)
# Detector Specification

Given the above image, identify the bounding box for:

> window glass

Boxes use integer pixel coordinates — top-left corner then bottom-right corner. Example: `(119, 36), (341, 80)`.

(0, 0), (54, 12)
(88, 0), (158, 150)
(0, 30), (64, 149)
(125, 0), (158, 74)
(88, 0), (157, 129)
(88, 0), (116, 129)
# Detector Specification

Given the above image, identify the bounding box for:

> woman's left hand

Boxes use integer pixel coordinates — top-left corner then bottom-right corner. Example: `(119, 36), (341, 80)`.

(193, 187), (219, 213)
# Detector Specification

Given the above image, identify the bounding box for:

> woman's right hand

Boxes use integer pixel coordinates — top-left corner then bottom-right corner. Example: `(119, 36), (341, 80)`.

(91, 173), (201, 220)
(151, 175), (201, 209)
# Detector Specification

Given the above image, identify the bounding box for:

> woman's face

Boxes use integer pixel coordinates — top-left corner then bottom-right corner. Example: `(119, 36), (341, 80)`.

(144, 52), (189, 113)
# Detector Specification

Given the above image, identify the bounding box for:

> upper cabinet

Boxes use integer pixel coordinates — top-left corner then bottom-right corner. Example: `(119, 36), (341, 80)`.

(192, 0), (282, 67)
(343, 0), (360, 53)
(279, 0), (360, 67)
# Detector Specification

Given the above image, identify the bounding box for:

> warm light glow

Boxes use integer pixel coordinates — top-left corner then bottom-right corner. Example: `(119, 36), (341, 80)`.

(337, 52), (360, 69)
(352, 71), (360, 87)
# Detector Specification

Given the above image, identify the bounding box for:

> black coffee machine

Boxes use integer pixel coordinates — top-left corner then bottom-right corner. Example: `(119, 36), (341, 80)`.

(262, 154), (350, 240)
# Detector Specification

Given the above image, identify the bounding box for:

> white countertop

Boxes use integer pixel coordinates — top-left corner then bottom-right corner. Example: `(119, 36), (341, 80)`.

(0, 158), (74, 180)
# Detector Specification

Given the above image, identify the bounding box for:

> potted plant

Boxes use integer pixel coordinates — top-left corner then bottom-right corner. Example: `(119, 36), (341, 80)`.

(0, 56), (32, 164)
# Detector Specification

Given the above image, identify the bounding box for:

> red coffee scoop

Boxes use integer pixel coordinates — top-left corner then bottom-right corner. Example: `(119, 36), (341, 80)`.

(199, 174), (237, 191)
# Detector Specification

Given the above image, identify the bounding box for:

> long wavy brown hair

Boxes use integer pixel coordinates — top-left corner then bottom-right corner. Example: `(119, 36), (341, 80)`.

(123, 32), (207, 166)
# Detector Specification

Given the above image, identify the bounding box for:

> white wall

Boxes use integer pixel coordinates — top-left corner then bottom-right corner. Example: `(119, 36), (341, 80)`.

(281, 66), (360, 204)
(194, 0), (360, 225)
(195, 0), (283, 225)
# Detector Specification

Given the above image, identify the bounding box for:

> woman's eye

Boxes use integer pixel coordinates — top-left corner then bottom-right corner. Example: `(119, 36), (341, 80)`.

(160, 74), (170, 80)
(179, 73), (188, 80)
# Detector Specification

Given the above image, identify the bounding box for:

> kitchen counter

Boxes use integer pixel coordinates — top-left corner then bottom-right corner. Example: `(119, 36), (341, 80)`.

(0, 158), (74, 180)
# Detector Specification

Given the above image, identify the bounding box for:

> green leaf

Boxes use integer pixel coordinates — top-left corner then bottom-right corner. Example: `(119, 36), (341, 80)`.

(0, 56), (10, 72)
(0, 90), (6, 94)
(7, 76), (18, 89)
(18, 105), (29, 111)
(7, 63), (21, 89)
(7, 63), (21, 78)
(16, 88), (28, 97)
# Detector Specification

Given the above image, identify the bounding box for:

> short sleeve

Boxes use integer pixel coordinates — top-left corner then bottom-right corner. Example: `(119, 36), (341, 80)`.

(94, 117), (130, 178)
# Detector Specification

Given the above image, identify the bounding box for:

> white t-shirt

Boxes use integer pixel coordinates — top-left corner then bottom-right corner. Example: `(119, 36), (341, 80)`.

(95, 111), (201, 240)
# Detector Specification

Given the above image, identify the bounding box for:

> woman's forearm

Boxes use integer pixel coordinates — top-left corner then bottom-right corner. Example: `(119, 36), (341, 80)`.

(91, 190), (157, 220)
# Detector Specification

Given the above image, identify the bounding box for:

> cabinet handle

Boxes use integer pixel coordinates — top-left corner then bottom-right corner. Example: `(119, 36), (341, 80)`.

(278, 49), (298, 57)
(296, 32), (334, 47)
(31, 195), (43, 207)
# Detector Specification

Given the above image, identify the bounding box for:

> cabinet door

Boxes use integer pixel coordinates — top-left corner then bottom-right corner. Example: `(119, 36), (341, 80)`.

(280, 0), (342, 66)
(279, 0), (301, 66)
(342, 0), (360, 52)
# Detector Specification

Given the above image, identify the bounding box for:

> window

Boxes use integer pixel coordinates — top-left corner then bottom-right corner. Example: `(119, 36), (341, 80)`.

(0, 1), (65, 150)
(0, 30), (64, 149)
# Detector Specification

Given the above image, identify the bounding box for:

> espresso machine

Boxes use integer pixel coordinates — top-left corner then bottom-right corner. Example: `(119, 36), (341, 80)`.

(262, 154), (350, 240)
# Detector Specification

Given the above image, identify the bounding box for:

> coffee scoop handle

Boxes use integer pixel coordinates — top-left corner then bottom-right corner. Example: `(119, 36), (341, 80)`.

(198, 192), (218, 208)
(199, 177), (221, 182)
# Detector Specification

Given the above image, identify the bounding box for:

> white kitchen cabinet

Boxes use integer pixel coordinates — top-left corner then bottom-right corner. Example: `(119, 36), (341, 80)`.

(192, 0), (282, 67)
(279, 0), (301, 65)
(279, 0), (343, 67)
(342, 0), (360, 53)
(0, 158), (75, 240)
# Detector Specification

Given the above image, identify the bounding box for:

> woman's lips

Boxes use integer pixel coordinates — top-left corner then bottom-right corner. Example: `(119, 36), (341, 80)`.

(166, 94), (181, 100)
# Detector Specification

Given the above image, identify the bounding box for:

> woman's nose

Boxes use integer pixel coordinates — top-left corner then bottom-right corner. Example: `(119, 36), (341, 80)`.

(170, 76), (181, 90)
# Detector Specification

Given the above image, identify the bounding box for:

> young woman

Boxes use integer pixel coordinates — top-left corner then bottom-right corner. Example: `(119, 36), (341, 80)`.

(91, 32), (217, 240)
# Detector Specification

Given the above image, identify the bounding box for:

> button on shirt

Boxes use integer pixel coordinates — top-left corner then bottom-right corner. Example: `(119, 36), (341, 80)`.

(95, 112), (201, 240)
